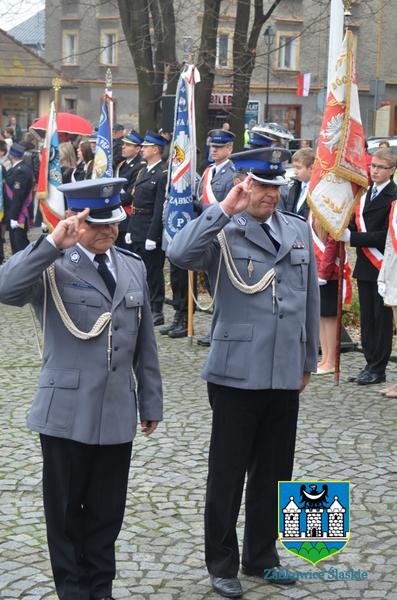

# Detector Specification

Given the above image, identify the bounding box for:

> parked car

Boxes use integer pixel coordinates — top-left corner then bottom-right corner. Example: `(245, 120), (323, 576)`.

(367, 136), (397, 156)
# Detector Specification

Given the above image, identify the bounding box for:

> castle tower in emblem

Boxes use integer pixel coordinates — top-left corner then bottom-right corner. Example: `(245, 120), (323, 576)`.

(306, 508), (323, 538)
(327, 496), (345, 537)
(282, 497), (301, 537)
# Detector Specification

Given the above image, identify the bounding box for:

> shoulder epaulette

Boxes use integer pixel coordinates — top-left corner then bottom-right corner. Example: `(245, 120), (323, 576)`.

(279, 210), (306, 221)
(115, 246), (142, 259)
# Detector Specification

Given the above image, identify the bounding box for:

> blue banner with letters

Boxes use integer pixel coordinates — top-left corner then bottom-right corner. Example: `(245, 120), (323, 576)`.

(93, 94), (113, 178)
(164, 68), (198, 241)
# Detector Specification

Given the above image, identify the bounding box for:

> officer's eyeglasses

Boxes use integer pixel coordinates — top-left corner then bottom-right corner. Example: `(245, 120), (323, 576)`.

(370, 163), (393, 170)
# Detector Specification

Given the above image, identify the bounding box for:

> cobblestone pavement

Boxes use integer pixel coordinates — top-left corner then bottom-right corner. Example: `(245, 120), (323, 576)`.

(0, 250), (396, 599)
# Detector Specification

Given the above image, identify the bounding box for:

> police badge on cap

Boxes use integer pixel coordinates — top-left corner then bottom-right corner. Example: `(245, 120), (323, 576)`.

(59, 177), (128, 224)
(229, 147), (291, 186)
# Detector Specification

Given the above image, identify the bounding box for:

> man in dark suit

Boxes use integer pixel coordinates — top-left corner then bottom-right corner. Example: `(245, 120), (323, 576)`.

(115, 130), (146, 249)
(126, 130), (169, 325)
(341, 148), (397, 385)
(4, 142), (34, 253)
(278, 148), (315, 220)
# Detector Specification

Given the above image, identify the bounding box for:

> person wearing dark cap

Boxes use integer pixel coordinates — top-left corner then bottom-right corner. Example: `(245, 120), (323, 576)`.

(4, 142), (34, 253)
(112, 123), (125, 169)
(115, 130), (146, 249)
(168, 147), (319, 599)
(126, 130), (169, 325)
(197, 128), (236, 346)
(0, 177), (163, 600)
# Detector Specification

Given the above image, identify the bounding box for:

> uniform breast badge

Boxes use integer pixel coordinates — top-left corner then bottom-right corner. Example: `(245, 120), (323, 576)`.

(70, 251), (81, 264)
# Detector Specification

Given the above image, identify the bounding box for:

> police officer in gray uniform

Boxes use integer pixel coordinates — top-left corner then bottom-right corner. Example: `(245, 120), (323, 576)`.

(168, 148), (319, 599)
(0, 178), (163, 600)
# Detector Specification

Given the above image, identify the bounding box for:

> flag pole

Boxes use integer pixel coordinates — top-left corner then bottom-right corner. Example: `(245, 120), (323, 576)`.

(333, 0), (352, 385)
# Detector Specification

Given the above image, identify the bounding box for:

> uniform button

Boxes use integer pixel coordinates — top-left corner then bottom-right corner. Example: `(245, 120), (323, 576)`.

(114, 345), (119, 351)
(112, 366), (117, 372)
(277, 277), (281, 283)
(278, 297), (283, 301)
(279, 314), (283, 319)
(114, 325), (118, 331)
(129, 295), (134, 301)
(224, 332), (229, 338)
(81, 298), (86, 303)
(49, 378), (55, 385)
(206, 215), (213, 221)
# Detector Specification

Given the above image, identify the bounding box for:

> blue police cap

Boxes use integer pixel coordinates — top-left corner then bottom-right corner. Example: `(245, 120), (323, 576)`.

(208, 129), (235, 147)
(122, 130), (144, 145)
(248, 130), (275, 148)
(142, 130), (169, 147)
(229, 147), (291, 186)
(9, 142), (25, 158)
(88, 132), (97, 143)
(59, 177), (128, 224)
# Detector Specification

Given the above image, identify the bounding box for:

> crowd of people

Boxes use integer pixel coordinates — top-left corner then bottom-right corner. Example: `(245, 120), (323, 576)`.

(0, 113), (397, 599)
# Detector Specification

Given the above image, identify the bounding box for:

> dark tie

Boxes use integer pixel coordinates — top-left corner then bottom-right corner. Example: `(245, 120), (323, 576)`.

(94, 254), (116, 298)
(261, 223), (280, 251)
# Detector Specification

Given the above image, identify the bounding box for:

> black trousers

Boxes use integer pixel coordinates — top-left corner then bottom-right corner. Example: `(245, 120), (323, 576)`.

(40, 434), (132, 600)
(131, 242), (165, 312)
(357, 279), (393, 375)
(9, 225), (29, 254)
(205, 383), (299, 578)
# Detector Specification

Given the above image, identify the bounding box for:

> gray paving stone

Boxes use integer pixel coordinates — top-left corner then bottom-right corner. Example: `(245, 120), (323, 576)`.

(0, 242), (396, 598)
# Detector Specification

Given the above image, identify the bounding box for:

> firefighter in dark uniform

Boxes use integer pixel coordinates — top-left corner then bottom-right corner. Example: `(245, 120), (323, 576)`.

(126, 130), (169, 325)
(115, 130), (146, 249)
(4, 142), (34, 254)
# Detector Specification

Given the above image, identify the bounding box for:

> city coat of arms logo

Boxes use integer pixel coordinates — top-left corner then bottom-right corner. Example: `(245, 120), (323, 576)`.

(278, 481), (350, 566)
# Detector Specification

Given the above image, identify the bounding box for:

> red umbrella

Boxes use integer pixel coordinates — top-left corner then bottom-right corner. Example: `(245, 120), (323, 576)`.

(31, 113), (93, 135)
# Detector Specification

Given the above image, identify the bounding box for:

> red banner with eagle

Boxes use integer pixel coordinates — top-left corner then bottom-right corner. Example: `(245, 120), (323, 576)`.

(308, 30), (368, 240)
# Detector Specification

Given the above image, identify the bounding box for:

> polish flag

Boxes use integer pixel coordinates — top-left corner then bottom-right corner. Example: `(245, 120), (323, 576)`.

(296, 73), (311, 97)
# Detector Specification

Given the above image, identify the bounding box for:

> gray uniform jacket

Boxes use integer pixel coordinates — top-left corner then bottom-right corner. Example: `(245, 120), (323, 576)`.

(198, 160), (235, 204)
(0, 237), (163, 445)
(168, 203), (319, 390)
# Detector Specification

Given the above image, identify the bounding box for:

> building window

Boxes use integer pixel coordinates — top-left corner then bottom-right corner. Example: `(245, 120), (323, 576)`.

(216, 33), (230, 68)
(277, 33), (298, 70)
(64, 98), (77, 113)
(267, 105), (301, 137)
(62, 31), (78, 65)
(100, 31), (118, 66)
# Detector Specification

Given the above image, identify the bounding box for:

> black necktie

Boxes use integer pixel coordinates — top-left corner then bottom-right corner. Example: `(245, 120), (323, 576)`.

(261, 223), (280, 251)
(94, 254), (116, 298)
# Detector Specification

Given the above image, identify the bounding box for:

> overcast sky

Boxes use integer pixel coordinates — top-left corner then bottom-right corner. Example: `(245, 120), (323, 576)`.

(0, 0), (44, 31)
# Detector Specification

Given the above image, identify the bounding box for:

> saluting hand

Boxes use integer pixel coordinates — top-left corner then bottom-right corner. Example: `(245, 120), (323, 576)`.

(50, 208), (90, 250)
(220, 175), (252, 216)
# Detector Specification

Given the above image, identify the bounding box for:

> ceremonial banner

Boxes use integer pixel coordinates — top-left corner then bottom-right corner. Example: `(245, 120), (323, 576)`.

(92, 89), (113, 178)
(296, 73), (311, 97)
(308, 31), (368, 240)
(164, 65), (200, 242)
(37, 101), (65, 231)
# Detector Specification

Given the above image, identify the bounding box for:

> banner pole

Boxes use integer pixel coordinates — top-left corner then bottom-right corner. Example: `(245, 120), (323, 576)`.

(187, 270), (194, 345)
(334, 241), (345, 385)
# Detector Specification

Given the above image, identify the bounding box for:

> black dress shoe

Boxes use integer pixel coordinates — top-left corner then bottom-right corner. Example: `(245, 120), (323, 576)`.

(159, 315), (179, 335)
(241, 565), (296, 585)
(357, 371), (386, 385)
(168, 317), (187, 338)
(211, 576), (243, 598)
(348, 366), (369, 382)
(152, 312), (165, 326)
(197, 333), (211, 347)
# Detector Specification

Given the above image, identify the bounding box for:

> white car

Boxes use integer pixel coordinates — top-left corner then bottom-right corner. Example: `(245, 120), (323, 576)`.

(367, 137), (397, 156)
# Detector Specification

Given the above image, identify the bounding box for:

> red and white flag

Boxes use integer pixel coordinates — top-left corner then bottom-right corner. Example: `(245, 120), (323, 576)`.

(37, 101), (65, 231)
(308, 31), (368, 239)
(296, 73), (311, 97)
